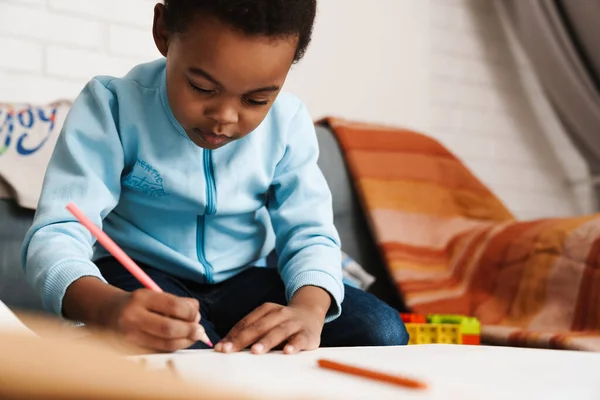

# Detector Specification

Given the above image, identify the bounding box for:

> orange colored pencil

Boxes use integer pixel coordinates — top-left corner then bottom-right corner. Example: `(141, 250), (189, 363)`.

(317, 359), (428, 390)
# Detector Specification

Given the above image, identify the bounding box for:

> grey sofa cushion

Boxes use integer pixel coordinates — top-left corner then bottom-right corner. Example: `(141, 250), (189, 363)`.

(0, 199), (43, 312)
(315, 125), (406, 311)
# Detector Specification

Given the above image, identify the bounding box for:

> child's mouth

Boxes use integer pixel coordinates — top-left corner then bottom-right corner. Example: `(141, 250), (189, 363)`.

(193, 128), (230, 147)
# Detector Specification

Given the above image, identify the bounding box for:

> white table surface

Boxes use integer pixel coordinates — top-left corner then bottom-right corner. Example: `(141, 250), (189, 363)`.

(136, 344), (600, 400)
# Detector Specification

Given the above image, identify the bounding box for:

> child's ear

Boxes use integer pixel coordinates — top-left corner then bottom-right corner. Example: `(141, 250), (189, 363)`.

(152, 3), (170, 57)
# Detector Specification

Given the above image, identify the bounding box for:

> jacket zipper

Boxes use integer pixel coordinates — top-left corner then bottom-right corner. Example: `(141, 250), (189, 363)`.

(197, 149), (217, 283)
(204, 149), (217, 215)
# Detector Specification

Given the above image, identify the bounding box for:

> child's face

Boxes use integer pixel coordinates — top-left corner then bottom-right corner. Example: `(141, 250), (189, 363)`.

(153, 6), (298, 150)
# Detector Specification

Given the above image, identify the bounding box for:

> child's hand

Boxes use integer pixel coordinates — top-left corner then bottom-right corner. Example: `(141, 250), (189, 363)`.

(106, 289), (205, 352)
(215, 302), (324, 354)
(215, 286), (331, 355)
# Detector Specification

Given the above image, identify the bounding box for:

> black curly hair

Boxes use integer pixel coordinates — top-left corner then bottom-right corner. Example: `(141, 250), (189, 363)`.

(162, 0), (317, 62)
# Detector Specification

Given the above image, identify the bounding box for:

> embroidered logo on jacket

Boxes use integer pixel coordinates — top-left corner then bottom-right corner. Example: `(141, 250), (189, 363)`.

(123, 159), (167, 197)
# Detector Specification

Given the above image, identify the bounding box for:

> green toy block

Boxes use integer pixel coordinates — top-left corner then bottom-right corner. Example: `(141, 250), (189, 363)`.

(427, 314), (480, 335)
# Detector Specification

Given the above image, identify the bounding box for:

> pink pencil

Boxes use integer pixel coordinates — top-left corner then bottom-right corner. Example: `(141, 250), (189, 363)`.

(66, 202), (213, 347)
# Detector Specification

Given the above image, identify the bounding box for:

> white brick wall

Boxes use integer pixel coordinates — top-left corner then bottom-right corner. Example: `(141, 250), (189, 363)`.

(0, 37), (43, 72)
(48, 0), (155, 27)
(0, 0), (589, 219)
(428, 0), (586, 219)
(0, 2), (104, 48)
(45, 46), (138, 80)
(0, 0), (159, 103)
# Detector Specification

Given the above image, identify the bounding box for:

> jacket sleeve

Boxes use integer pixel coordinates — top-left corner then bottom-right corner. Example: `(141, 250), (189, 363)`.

(268, 102), (344, 322)
(21, 78), (124, 316)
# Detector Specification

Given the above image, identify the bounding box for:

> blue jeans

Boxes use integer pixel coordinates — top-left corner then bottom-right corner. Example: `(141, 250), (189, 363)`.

(96, 258), (409, 349)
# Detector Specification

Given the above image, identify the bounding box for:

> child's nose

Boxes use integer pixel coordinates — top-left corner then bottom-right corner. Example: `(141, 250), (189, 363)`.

(204, 102), (238, 126)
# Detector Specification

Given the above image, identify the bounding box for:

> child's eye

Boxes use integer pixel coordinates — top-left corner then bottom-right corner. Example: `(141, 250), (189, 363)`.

(243, 97), (269, 106)
(189, 81), (216, 94)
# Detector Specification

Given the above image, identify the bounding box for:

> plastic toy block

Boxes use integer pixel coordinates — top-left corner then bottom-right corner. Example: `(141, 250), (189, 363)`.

(405, 323), (434, 345)
(436, 324), (461, 344)
(400, 313), (427, 324)
(427, 314), (481, 335)
(405, 324), (419, 345)
(405, 323), (461, 345)
(403, 314), (481, 345)
(461, 334), (481, 345)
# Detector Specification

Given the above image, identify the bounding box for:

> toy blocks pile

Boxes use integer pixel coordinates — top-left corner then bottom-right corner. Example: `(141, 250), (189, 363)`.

(401, 313), (481, 345)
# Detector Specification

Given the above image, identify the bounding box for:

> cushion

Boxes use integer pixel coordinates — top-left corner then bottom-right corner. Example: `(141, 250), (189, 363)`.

(0, 199), (41, 311)
(0, 101), (71, 209)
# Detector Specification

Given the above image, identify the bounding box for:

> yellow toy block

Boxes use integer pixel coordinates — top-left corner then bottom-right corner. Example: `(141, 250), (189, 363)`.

(437, 324), (461, 344)
(405, 323), (419, 345)
(405, 323), (461, 345)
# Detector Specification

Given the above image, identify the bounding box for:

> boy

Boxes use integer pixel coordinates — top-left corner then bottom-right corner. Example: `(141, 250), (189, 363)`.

(22, 0), (408, 353)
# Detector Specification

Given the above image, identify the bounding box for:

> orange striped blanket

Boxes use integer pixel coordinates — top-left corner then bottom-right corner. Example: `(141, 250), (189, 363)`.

(319, 117), (600, 351)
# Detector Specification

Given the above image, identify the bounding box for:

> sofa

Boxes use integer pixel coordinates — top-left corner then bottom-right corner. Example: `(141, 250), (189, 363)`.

(0, 125), (407, 315)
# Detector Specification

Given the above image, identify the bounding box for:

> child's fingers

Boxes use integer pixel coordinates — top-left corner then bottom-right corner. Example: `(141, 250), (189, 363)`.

(183, 298), (202, 321)
(140, 310), (198, 340)
(125, 329), (196, 353)
(251, 322), (302, 354)
(283, 332), (312, 354)
(224, 313), (283, 353)
(137, 290), (199, 322)
(182, 298), (201, 324)
(216, 303), (280, 352)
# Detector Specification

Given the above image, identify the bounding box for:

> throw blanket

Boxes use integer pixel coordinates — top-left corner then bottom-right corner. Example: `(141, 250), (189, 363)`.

(319, 117), (600, 351)
(0, 101), (71, 209)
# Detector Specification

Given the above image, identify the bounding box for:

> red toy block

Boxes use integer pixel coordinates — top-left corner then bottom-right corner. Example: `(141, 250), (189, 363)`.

(400, 313), (427, 323)
(461, 334), (481, 345)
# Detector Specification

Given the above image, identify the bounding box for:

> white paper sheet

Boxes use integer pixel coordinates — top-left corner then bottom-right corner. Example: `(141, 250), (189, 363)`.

(135, 345), (600, 400)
